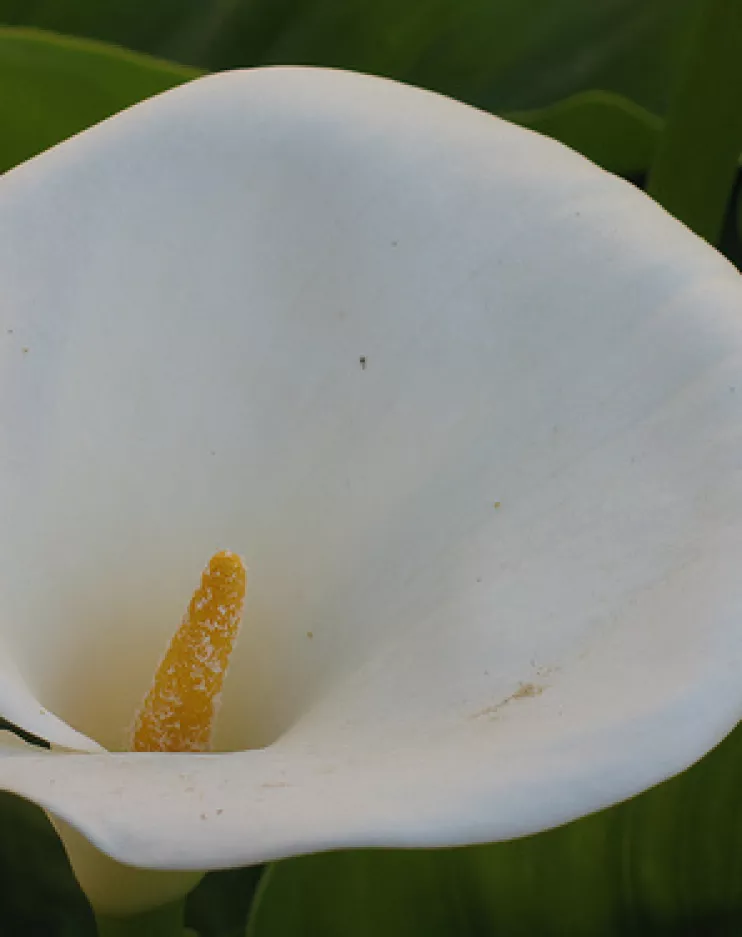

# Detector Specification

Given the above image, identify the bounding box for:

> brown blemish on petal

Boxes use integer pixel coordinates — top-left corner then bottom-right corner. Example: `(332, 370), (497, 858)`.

(512, 682), (543, 700)
(471, 682), (546, 720)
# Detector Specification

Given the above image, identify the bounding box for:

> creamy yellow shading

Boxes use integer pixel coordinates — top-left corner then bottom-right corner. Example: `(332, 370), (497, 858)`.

(130, 551), (246, 753)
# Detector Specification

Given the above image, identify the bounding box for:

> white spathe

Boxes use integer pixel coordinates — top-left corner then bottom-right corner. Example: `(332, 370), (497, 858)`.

(1, 66), (742, 916)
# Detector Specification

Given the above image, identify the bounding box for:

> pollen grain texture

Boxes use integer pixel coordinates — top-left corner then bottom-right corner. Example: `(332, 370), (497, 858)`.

(131, 550), (246, 753)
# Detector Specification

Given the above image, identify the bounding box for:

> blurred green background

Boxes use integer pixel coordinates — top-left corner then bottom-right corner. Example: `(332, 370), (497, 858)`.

(0, 0), (698, 111)
(1, 1), (742, 934)
(1, 0), (740, 257)
(0, 0), (702, 176)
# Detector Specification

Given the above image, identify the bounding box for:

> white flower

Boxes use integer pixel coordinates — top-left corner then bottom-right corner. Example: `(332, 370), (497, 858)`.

(1, 66), (741, 917)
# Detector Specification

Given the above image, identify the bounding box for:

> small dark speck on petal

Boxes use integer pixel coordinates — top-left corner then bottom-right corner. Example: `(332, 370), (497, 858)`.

(216, 808), (224, 815)
(22, 347), (29, 354)
(359, 356), (367, 370)
(306, 631), (314, 639)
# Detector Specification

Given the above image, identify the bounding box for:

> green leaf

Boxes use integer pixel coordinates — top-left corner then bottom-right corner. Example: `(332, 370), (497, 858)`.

(0, 0), (699, 115)
(185, 866), (265, 937)
(0, 790), (95, 936)
(247, 717), (742, 936)
(715, 170), (742, 273)
(0, 27), (200, 174)
(506, 91), (661, 177)
(646, 0), (742, 244)
(96, 900), (186, 937)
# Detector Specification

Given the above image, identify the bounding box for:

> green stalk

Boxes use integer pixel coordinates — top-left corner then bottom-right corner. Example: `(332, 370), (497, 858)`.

(95, 898), (189, 937)
(646, 0), (742, 244)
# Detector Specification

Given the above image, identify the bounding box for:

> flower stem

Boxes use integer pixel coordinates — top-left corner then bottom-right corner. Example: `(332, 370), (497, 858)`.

(646, 0), (742, 244)
(95, 898), (188, 937)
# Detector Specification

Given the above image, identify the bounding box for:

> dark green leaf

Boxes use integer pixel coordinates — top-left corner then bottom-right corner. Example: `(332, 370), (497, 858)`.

(716, 170), (742, 273)
(248, 717), (742, 936)
(186, 866), (265, 937)
(0, 27), (200, 174)
(647, 0), (742, 244)
(95, 900), (186, 937)
(0, 1), (699, 115)
(506, 91), (661, 177)
(0, 790), (95, 936)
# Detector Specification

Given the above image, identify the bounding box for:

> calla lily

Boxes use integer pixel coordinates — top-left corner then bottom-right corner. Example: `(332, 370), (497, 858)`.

(1, 66), (742, 920)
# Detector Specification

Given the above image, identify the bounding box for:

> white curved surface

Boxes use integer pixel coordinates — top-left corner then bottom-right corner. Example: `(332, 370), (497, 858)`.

(0, 67), (741, 913)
